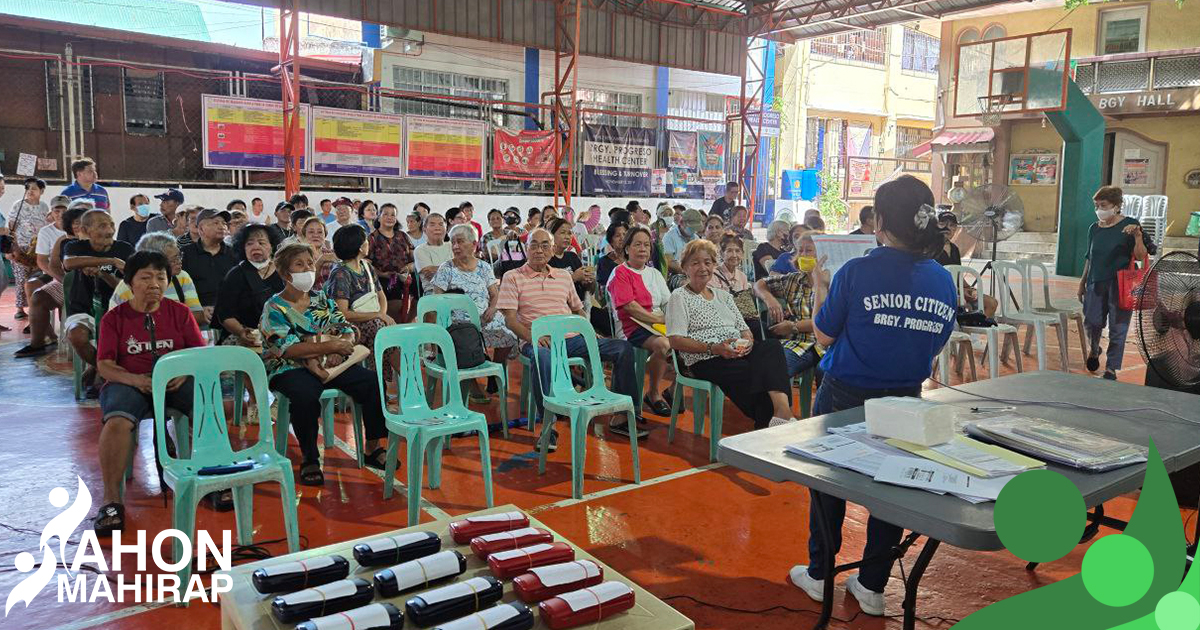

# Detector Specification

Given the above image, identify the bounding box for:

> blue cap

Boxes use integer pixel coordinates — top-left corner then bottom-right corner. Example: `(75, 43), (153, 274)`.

(154, 188), (185, 204)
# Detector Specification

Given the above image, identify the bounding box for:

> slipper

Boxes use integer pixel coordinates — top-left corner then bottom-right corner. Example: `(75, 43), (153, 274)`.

(364, 447), (388, 471)
(14, 311), (28, 320)
(642, 395), (671, 417)
(469, 392), (492, 404)
(93, 502), (125, 536)
(299, 462), (324, 486)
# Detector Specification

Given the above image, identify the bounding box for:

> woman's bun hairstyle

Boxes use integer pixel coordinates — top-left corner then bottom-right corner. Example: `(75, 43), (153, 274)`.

(873, 175), (944, 259)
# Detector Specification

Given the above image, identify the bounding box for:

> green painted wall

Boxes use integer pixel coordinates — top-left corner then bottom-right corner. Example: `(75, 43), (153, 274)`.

(1046, 81), (1105, 277)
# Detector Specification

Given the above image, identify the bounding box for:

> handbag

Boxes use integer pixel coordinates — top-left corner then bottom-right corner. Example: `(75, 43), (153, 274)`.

(447, 321), (487, 369)
(349, 263), (383, 313)
(1117, 254), (1149, 311)
(5, 201), (39, 268)
(493, 237), (527, 279)
(715, 267), (759, 320)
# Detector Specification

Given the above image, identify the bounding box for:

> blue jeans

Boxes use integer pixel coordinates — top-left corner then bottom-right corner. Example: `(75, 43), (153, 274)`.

(521, 336), (636, 422)
(784, 345), (820, 378)
(1083, 279), (1132, 372)
(806, 375), (920, 593)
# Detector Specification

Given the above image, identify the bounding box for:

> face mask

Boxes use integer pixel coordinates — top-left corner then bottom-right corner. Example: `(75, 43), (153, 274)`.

(662, 216), (675, 228)
(1095, 208), (1116, 222)
(249, 258), (271, 270)
(797, 256), (817, 273)
(136, 203), (151, 217)
(289, 271), (316, 293)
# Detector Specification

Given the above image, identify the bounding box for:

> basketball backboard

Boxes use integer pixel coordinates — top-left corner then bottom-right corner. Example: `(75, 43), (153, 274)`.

(954, 29), (1073, 120)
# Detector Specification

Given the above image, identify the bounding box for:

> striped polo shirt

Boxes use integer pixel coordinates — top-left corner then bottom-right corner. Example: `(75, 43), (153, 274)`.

(496, 263), (582, 327)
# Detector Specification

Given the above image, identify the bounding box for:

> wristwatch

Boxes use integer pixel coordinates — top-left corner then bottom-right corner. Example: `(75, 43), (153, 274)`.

(706, 342), (714, 354)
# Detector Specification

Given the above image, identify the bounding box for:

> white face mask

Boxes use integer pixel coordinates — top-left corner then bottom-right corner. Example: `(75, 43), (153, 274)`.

(289, 270), (316, 292)
(249, 258), (271, 270)
(1095, 208), (1117, 222)
(662, 215), (675, 227)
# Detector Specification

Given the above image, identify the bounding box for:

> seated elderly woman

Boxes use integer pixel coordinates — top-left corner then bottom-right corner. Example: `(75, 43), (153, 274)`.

(708, 232), (764, 339)
(325, 225), (395, 376)
(770, 224), (814, 275)
(665, 239), (797, 429)
(93, 251), (206, 534)
(430, 224), (518, 401)
(297, 216), (338, 288)
(107, 231), (206, 326)
(755, 229), (822, 379)
(261, 242), (389, 486)
(214, 223), (284, 346)
(413, 213), (451, 291)
(607, 224), (673, 426)
(753, 219), (790, 280)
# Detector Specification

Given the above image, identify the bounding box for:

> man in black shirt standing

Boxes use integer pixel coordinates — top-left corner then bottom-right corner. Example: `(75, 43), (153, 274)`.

(849, 205), (875, 235)
(63, 210), (135, 392)
(181, 208), (237, 322)
(117, 194), (153, 245)
(709, 181), (740, 223)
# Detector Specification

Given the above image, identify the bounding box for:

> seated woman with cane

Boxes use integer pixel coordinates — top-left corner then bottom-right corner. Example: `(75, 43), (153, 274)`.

(260, 243), (389, 486)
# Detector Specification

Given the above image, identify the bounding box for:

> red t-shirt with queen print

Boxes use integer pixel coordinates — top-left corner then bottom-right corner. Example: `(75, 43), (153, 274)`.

(97, 300), (205, 376)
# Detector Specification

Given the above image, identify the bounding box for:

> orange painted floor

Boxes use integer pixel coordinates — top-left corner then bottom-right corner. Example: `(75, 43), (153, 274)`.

(0, 275), (1184, 630)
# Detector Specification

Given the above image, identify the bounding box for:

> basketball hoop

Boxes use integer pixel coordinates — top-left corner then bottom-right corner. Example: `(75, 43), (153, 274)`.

(978, 96), (1003, 127)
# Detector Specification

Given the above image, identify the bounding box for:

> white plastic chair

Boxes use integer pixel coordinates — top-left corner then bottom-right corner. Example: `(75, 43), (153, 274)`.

(934, 330), (978, 385)
(1122, 195), (1144, 221)
(989, 261), (1069, 371)
(1016, 258), (1088, 364)
(945, 265), (1023, 379)
(1140, 195), (1168, 250)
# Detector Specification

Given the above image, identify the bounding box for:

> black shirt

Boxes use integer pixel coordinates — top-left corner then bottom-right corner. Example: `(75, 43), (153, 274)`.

(934, 242), (962, 267)
(549, 250), (588, 300)
(116, 217), (151, 246)
(64, 239), (134, 316)
(752, 242), (782, 280)
(212, 261), (285, 341)
(597, 254), (620, 290)
(182, 240), (239, 307)
(849, 228), (864, 235)
(710, 197), (736, 222)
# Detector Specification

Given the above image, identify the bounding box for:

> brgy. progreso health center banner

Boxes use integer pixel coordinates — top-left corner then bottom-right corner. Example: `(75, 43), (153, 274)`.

(582, 124), (657, 195)
(203, 95), (308, 171)
(309, 107), (403, 177)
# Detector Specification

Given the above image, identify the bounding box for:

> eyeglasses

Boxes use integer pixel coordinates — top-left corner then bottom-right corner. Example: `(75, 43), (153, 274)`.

(527, 241), (553, 251)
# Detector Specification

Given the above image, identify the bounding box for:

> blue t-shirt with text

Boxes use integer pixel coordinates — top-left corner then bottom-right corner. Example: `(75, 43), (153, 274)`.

(815, 246), (957, 389)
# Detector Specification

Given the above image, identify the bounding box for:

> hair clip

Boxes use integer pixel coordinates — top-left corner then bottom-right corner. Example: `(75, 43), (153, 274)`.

(914, 204), (935, 230)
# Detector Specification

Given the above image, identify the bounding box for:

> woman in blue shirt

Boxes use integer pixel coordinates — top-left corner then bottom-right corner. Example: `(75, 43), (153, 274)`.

(788, 175), (956, 616)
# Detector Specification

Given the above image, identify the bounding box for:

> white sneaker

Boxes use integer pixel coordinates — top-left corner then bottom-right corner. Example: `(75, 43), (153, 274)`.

(787, 565), (824, 602)
(844, 573), (885, 616)
(768, 416), (798, 428)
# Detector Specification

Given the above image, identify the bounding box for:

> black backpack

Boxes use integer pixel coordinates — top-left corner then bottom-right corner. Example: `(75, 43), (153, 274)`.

(447, 322), (487, 369)
(492, 237), (527, 279)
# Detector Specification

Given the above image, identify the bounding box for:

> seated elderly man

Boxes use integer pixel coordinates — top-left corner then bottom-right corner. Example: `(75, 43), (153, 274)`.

(497, 228), (644, 452)
(93, 251), (206, 534)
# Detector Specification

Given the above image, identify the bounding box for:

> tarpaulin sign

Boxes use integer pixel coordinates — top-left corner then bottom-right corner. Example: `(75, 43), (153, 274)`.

(668, 131), (698, 171)
(493, 129), (556, 180)
(203, 95), (309, 171)
(698, 131), (726, 181)
(310, 107), (403, 177)
(405, 115), (486, 180)
(582, 124), (657, 195)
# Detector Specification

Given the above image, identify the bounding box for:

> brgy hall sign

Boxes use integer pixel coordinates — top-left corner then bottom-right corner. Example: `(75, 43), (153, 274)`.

(4, 477), (233, 615)
(1091, 87), (1200, 115)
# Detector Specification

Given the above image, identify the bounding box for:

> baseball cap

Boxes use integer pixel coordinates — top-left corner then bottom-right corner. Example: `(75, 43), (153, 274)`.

(154, 188), (185, 204)
(67, 198), (97, 211)
(937, 211), (958, 224)
(196, 208), (232, 224)
(275, 201), (295, 214)
(334, 196), (353, 207)
(50, 195), (71, 209)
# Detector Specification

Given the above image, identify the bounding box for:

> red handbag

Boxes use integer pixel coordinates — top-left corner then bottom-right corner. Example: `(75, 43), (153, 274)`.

(1117, 254), (1149, 310)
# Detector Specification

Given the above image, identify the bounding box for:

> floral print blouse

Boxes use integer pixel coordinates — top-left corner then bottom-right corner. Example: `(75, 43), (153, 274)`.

(260, 290), (354, 378)
(368, 229), (413, 276)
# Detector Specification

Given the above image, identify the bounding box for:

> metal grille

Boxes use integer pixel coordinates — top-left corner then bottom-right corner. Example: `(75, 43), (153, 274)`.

(805, 117), (844, 169)
(1153, 55), (1200, 89)
(666, 89), (725, 132)
(47, 62), (94, 132)
(810, 30), (887, 66)
(579, 88), (643, 128)
(1097, 59), (1150, 93)
(388, 66), (508, 126)
(1074, 63), (1096, 94)
(901, 29), (939, 74)
(896, 126), (932, 160)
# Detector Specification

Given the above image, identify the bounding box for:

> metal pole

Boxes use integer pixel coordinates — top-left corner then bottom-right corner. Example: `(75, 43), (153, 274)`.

(278, 0), (302, 198)
(64, 44), (78, 164)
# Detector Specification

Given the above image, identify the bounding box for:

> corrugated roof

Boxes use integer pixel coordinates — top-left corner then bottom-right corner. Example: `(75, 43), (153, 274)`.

(0, 0), (211, 42)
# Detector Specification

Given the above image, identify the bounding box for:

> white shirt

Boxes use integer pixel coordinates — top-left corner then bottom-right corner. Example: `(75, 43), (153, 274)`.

(246, 209), (272, 224)
(327, 221), (356, 243)
(35, 223), (68, 256)
(414, 242), (451, 271)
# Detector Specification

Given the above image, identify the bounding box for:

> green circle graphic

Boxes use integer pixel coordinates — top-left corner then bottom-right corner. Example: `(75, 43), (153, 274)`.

(1082, 534), (1153, 606)
(995, 470), (1085, 562)
(1155, 592), (1200, 630)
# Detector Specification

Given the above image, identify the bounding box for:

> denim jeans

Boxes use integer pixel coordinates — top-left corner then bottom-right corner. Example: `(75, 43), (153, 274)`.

(1083, 279), (1132, 372)
(521, 336), (636, 422)
(806, 375), (921, 593)
(784, 345), (820, 378)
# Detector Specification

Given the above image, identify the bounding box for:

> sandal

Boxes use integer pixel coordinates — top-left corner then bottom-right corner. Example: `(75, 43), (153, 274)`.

(206, 490), (234, 512)
(363, 447), (388, 471)
(642, 395), (671, 416)
(299, 462), (325, 486)
(93, 502), (125, 535)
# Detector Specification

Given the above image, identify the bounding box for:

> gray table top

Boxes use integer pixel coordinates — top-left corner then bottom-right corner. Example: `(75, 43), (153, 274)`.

(718, 371), (1200, 551)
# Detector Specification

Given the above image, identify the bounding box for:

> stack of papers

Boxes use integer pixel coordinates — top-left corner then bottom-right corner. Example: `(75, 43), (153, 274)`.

(965, 415), (1147, 472)
(885, 435), (1045, 478)
(785, 435), (887, 477)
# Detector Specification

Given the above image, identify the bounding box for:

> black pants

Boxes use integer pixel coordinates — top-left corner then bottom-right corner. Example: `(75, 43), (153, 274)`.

(270, 365), (388, 464)
(688, 339), (790, 429)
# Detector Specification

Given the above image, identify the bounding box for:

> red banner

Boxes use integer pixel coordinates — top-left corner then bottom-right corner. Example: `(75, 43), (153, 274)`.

(493, 129), (557, 180)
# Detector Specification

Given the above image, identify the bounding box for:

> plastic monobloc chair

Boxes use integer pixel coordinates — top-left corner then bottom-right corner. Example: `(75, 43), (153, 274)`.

(989, 261), (1067, 371)
(1016, 258), (1087, 364)
(416, 294), (509, 438)
(375, 324), (494, 526)
(945, 264), (1024, 379)
(530, 315), (640, 499)
(667, 350), (725, 463)
(270, 387), (366, 467)
(518, 350), (587, 430)
(152, 346), (300, 593)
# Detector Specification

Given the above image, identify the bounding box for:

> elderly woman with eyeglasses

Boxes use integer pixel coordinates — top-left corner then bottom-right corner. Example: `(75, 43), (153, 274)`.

(107, 231), (207, 326)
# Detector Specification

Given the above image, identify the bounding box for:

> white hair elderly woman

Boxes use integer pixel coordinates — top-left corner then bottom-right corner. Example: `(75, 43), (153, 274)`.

(752, 219), (791, 280)
(430, 223), (517, 401)
(107, 231), (207, 325)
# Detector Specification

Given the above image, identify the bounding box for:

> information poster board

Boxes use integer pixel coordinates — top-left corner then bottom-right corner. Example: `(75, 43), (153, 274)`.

(1009, 153), (1058, 186)
(309, 107), (403, 177)
(493, 129), (556, 180)
(582, 124), (657, 195)
(404, 115), (486, 180)
(202, 95), (308, 171)
(668, 131), (698, 170)
(698, 131), (726, 181)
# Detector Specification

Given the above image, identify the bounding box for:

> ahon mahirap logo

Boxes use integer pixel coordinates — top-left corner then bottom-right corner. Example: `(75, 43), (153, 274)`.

(5, 477), (233, 615)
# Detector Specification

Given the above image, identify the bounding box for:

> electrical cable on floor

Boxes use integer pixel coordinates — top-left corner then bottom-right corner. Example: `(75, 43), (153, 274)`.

(928, 377), (1194, 425)
(663, 594), (961, 627)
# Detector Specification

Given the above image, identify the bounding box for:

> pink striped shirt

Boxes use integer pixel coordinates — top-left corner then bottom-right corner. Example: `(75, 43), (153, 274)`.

(496, 263), (583, 327)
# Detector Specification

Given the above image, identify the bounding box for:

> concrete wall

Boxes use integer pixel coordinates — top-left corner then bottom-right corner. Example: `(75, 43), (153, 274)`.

(1006, 120), (1063, 233)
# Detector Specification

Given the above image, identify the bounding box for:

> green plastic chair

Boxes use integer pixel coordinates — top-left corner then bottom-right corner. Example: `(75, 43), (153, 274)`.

(269, 386), (366, 467)
(375, 323), (494, 526)
(152, 346), (300, 592)
(517, 351), (587, 430)
(416, 294), (509, 438)
(794, 368), (814, 419)
(61, 272), (89, 401)
(530, 315), (640, 499)
(667, 350), (725, 462)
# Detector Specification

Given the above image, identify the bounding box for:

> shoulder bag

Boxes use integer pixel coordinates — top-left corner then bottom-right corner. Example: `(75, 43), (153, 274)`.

(349, 262), (383, 313)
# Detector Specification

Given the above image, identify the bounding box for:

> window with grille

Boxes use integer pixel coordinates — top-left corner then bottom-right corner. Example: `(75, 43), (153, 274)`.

(897, 126), (932, 158)
(902, 29), (940, 74)
(123, 68), (166, 135)
(46, 62), (94, 132)
(666, 90), (725, 132)
(579, 88), (643, 128)
(805, 117), (845, 168)
(810, 31), (887, 66)
(388, 66), (508, 125)
(1099, 7), (1146, 55)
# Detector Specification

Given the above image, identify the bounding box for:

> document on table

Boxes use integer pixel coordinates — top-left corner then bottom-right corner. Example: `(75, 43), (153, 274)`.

(885, 435), (1045, 478)
(811, 234), (878, 277)
(874, 455), (1014, 501)
(785, 434), (888, 477)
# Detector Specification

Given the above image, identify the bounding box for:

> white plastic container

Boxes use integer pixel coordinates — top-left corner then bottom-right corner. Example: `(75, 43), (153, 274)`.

(864, 397), (955, 446)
